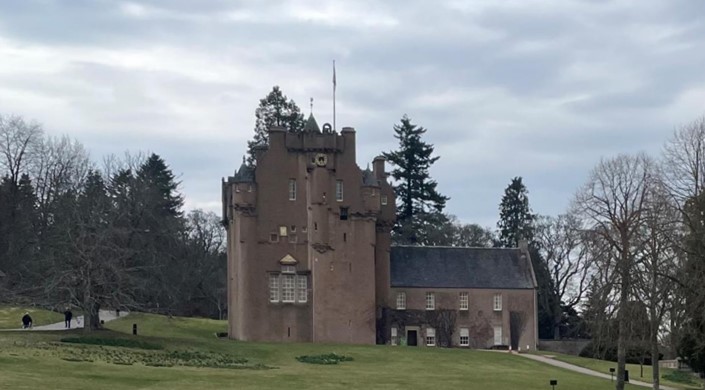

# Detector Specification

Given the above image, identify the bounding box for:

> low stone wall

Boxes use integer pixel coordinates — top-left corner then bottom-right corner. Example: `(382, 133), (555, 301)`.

(538, 339), (591, 356)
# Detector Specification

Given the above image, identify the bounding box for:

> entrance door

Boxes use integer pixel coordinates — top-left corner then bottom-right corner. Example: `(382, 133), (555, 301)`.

(493, 326), (503, 346)
(407, 330), (418, 346)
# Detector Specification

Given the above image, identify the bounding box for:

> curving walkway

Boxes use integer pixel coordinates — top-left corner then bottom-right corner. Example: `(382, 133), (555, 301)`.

(519, 353), (678, 390)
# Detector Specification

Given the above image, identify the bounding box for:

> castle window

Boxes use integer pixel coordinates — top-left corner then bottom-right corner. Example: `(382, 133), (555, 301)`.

(493, 293), (502, 312)
(296, 275), (307, 303)
(459, 292), (469, 311)
(235, 185), (240, 193)
(281, 265), (296, 274)
(288, 179), (296, 201)
(396, 292), (406, 310)
(302, 226), (307, 233)
(247, 184), (253, 192)
(282, 274), (295, 302)
(336, 180), (343, 201)
(340, 207), (348, 221)
(269, 274), (280, 302)
(426, 328), (436, 347)
(391, 327), (398, 346)
(279, 226), (288, 237)
(291, 225), (296, 232)
(269, 233), (279, 243)
(426, 292), (435, 311)
(288, 234), (298, 244)
(460, 328), (469, 346)
(381, 195), (388, 205)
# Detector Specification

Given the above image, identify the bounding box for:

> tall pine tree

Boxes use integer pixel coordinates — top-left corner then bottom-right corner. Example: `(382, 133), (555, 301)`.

(247, 86), (305, 164)
(383, 115), (449, 245)
(496, 176), (558, 339)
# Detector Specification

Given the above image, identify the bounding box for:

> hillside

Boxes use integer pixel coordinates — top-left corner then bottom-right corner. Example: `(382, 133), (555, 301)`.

(0, 312), (644, 389)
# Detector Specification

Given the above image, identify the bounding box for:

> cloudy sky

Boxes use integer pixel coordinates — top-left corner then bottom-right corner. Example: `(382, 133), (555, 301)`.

(1, 0), (704, 227)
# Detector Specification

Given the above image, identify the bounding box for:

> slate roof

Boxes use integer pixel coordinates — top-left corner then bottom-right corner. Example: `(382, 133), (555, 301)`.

(304, 113), (321, 133)
(390, 246), (536, 289)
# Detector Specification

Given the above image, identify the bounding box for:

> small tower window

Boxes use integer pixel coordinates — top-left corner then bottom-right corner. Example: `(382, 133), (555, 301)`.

(279, 226), (288, 237)
(381, 195), (388, 205)
(288, 179), (296, 201)
(269, 233), (279, 243)
(340, 207), (349, 221)
(336, 180), (344, 201)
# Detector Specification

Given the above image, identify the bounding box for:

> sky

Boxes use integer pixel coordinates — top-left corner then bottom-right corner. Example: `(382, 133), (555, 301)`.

(1, 0), (704, 228)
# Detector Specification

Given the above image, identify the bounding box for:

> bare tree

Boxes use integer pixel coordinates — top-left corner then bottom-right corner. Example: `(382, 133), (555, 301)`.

(662, 116), (705, 203)
(633, 178), (680, 389)
(662, 115), (705, 376)
(0, 114), (43, 184)
(573, 153), (655, 390)
(535, 213), (591, 339)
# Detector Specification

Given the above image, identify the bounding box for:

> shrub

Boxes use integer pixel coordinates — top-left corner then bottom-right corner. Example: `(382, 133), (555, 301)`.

(296, 353), (353, 365)
(662, 370), (698, 386)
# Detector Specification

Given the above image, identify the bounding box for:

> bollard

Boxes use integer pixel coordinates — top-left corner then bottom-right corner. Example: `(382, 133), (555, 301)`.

(133, 323), (137, 335)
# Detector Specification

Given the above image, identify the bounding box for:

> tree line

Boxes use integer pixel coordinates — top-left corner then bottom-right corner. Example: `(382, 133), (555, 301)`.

(0, 114), (226, 330)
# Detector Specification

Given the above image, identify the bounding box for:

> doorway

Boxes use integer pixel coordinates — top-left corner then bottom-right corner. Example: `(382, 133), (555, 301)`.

(407, 330), (418, 346)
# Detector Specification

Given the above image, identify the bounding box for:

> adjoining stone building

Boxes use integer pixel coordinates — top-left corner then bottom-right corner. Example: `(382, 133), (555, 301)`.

(387, 245), (538, 350)
(222, 115), (537, 349)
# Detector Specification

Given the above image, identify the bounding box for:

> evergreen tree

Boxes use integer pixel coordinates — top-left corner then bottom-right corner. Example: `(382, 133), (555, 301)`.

(383, 115), (449, 244)
(497, 177), (535, 247)
(496, 176), (559, 339)
(247, 86), (305, 164)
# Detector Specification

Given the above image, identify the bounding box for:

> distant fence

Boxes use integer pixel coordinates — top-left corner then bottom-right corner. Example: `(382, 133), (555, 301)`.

(538, 339), (591, 356)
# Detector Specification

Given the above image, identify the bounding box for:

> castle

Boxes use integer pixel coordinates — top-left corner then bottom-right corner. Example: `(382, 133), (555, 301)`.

(222, 115), (538, 349)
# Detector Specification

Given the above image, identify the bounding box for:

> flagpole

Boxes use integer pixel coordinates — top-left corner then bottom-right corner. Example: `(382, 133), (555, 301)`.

(333, 60), (336, 132)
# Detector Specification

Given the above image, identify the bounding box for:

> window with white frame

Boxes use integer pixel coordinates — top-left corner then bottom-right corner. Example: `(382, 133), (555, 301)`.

(459, 292), (469, 310)
(396, 292), (406, 310)
(391, 327), (398, 346)
(426, 292), (435, 310)
(381, 195), (388, 205)
(426, 328), (436, 346)
(460, 328), (469, 346)
(279, 226), (288, 237)
(288, 179), (296, 200)
(269, 274), (280, 302)
(281, 265), (296, 274)
(336, 180), (344, 201)
(493, 293), (502, 311)
(281, 274), (295, 302)
(296, 275), (307, 303)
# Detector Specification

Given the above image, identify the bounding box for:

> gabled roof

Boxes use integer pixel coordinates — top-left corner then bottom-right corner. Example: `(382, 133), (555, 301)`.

(390, 246), (536, 289)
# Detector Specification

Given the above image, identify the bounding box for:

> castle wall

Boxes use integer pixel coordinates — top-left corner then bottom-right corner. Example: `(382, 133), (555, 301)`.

(224, 123), (394, 344)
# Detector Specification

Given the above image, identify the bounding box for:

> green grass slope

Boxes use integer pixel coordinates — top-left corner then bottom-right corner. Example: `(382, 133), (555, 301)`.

(0, 306), (64, 329)
(0, 312), (649, 390)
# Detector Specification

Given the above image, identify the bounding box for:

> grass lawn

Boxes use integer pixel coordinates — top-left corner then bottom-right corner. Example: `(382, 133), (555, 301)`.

(0, 312), (650, 390)
(535, 351), (703, 389)
(0, 306), (64, 329)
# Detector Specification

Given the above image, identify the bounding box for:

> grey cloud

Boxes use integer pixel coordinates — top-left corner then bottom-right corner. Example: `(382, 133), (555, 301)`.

(0, 0), (704, 226)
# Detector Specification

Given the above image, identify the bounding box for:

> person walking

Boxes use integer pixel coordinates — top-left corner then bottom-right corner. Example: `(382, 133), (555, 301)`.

(64, 308), (73, 328)
(21, 312), (32, 329)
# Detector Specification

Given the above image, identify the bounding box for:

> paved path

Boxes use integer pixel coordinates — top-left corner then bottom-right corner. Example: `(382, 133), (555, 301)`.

(519, 353), (678, 390)
(3, 310), (129, 331)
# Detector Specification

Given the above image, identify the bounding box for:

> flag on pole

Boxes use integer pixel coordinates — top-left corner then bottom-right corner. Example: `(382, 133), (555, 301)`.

(333, 60), (337, 90)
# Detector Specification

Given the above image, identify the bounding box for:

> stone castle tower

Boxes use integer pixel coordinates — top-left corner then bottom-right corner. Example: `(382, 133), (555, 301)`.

(222, 115), (395, 343)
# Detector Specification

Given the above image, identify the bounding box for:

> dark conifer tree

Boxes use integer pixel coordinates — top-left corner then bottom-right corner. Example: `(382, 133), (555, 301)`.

(247, 86), (305, 164)
(496, 176), (558, 339)
(383, 115), (449, 244)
